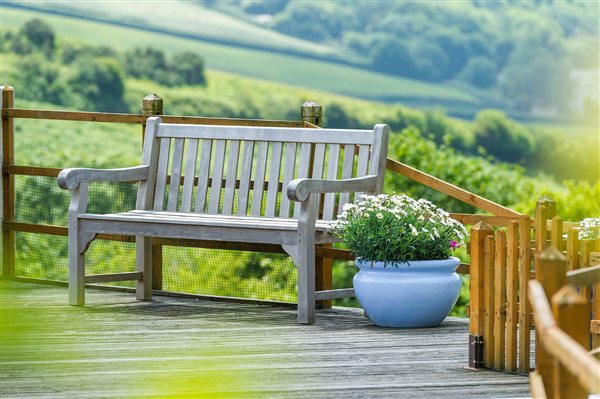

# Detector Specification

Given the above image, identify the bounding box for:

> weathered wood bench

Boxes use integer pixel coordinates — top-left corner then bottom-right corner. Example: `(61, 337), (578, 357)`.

(58, 117), (389, 323)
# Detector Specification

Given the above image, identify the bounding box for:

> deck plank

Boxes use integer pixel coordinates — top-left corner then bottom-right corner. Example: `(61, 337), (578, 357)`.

(0, 281), (530, 398)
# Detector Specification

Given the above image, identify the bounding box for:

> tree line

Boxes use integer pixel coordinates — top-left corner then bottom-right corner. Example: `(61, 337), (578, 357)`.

(1, 19), (206, 112)
(222, 0), (598, 113)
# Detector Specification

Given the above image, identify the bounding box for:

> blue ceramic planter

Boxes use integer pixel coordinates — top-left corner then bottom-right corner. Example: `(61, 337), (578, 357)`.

(353, 257), (462, 328)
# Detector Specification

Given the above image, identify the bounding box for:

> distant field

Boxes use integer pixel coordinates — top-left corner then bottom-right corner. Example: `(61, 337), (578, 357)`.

(4, 0), (355, 62)
(1, 6), (480, 109)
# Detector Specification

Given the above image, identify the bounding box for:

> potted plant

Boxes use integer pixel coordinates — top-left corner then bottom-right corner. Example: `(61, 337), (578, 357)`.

(332, 194), (468, 328)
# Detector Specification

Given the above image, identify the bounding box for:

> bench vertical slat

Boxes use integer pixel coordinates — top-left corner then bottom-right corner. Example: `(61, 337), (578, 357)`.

(279, 142), (297, 218)
(180, 139), (199, 212)
(322, 144), (340, 221)
(208, 140), (227, 214)
(312, 143), (326, 212)
(354, 144), (370, 201)
(251, 141), (269, 216)
(222, 140), (240, 215)
(167, 138), (185, 212)
(312, 143), (326, 179)
(265, 142), (283, 217)
(237, 141), (255, 216)
(294, 143), (312, 219)
(368, 124), (389, 194)
(337, 144), (355, 214)
(194, 139), (213, 213)
(153, 138), (172, 210)
(136, 117), (162, 210)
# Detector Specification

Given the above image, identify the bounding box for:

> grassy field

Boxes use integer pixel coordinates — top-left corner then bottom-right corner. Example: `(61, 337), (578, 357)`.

(1, 6), (481, 112)
(5, 0), (354, 62)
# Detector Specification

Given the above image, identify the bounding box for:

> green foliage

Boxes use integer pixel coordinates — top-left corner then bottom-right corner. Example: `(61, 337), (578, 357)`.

(370, 38), (417, 78)
(529, 180), (600, 222)
(386, 127), (539, 214)
(20, 18), (55, 56)
(69, 56), (127, 112)
(122, 47), (206, 87)
(457, 56), (497, 88)
(249, 0), (598, 112)
(9, 53), (73, 105)
(472, 110), (535, 164)
(171, 51), (206, 86)
(332, 195), (468, 264)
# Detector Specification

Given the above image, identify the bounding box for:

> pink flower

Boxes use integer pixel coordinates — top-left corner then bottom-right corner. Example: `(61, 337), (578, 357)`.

(450, 240), (460, 250)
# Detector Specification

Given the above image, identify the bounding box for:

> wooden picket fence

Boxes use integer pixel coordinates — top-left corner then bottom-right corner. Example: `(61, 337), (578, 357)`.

(469, 196), (600, 374)
(529, 247), (600, 399)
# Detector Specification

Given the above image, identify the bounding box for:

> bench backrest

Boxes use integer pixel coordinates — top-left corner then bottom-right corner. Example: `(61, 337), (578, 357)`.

(137, 117), (388, 220)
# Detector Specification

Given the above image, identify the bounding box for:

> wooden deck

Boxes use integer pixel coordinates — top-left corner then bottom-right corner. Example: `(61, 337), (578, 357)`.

(1, 280), (531, 398)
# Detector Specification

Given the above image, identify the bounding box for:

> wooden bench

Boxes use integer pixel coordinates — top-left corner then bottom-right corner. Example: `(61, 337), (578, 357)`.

(58, 117), (389, 323)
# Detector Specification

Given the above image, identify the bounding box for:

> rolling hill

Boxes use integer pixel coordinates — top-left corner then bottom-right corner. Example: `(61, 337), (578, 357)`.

(1, 3), (488, 117)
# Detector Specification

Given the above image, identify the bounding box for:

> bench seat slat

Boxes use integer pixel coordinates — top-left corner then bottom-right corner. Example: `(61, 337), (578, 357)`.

(79, 210), (335, 231)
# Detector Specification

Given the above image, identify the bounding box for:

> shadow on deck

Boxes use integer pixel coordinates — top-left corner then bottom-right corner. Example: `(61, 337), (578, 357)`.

(0, 280), (530, 398)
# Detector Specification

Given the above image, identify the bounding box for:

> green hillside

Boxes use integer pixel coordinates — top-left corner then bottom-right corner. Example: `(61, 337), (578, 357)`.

(3, 0), (355, 62)
(0, 5), (485, 117)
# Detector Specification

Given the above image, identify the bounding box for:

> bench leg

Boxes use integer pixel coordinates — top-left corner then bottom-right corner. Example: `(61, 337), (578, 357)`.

(136, 236), (153, 301)
(68, 227), (86, 306)
(68, 184), (89, 306)
(297, 193), (317, 324)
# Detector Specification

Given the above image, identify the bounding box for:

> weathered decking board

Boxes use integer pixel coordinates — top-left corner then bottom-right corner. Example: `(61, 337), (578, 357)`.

(0, 281), (531, 398)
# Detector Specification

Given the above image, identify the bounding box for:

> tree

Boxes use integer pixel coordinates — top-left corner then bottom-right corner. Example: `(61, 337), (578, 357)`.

(70, 57), (127, 112)
(472, 110), (536, 164)
(20, 18), (55, 56)
(457, 56), (497, 88)
(122, 47), (168, 80)
(370, 38), (417, 78)
(171, 52), (206, 86)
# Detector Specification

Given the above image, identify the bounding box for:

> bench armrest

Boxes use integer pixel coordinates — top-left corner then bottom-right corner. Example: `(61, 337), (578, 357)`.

(58, 166), (149, 190)
(287, 175), (378, 202)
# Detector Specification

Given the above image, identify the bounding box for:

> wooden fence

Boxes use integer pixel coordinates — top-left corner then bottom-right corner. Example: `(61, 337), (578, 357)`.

(469, 195), (600, 374)
(1, 84), (525, 304)
(528, 247), (600, 399)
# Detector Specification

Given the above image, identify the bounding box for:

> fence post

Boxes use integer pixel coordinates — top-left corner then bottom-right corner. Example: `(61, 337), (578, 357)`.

(494, 230), (507, 370)
(143, 94), (163, 290)
(301, 101), (331, 309)
(552, 285), (589, 399)
(469, 221), (493, 368)
(566, 228), (580, 271)
(1, 86), (15, 277)
(483, 234), (496, 367)
(551, 216), (563, 251)
(593, 238), (600, 348)
(301, 100), (322, 127)
(506, 220), (519, 372)
(518, 214), (532, 373)
(535, 247), (567, 398)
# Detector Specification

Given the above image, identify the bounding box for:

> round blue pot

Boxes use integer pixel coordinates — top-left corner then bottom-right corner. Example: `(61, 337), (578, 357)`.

(353, 257), (462, 328)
